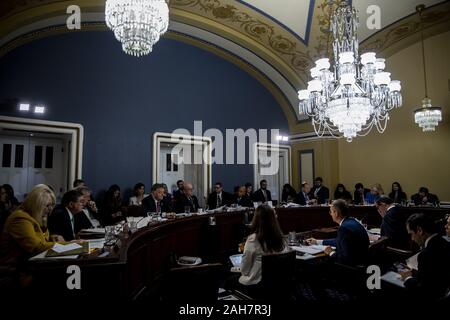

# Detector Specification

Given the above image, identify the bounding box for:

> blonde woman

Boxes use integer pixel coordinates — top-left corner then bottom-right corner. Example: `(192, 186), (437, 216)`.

(366, 183), (384, 204)
(0, 184), (57, 270)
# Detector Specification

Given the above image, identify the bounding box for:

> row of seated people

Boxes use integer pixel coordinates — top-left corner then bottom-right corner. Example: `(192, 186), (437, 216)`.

(1, 182), (449, 300)
(231, 201), (450, 301)
(290, 179), (440, 206)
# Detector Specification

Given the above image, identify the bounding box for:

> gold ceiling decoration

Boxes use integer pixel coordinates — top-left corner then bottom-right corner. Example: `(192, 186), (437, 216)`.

(360, 3), (450, 55)
(172, 0), (314, 85)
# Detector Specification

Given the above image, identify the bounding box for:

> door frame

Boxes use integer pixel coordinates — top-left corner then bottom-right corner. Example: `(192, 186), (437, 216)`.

(0, 116), (83, 190)
(253, 142), (292, 196)
(152, 132), (212, 200)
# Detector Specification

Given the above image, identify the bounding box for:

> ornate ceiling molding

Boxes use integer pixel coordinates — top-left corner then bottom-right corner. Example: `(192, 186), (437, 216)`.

(360, 0), (450, 56)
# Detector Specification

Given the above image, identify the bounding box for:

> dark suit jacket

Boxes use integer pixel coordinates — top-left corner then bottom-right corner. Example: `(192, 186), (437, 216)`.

(354, 188), (370, 205)
(252, 189), (272, 203)
(309, 186), (330, 204)
(142, 195), (172, 214)
(175, 194), (200, 213)
(173, 189), (183, 200)
(295, 191), (310, 205)
(388, 191), (407, 203)
(207, 191), (233, 209)
(48, 205), (92, 241)
(411, 193), (439, 206)
(380, 206), (409, 249)
(404, 235), (450, 300)
(232, 195), (253, 208)
(323, 217), (369, 266)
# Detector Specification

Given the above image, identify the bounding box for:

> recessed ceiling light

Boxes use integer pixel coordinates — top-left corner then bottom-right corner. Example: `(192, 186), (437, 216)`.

(19, 103), (30, 111)
(34, 105), (45, 114)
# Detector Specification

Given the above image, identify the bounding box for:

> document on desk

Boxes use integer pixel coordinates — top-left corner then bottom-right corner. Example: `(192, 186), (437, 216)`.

(30, 251), (79, 260)
(406, 253), (419, 271)
(80, 227), (105, 234)
(291, 245), (323, 255)
(381, 271), (405, 288)
(52, 243), (82, 253)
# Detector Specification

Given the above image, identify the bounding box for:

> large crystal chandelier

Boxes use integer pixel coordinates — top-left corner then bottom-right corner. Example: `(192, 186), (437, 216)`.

(298, 2), (402, 142)
(105, 0), (169, 57)
(413, 5), (442, 132)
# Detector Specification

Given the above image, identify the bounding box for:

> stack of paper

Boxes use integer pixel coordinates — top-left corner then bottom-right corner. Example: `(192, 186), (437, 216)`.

(406, 253), (419, 271)
(291, 245), (323, 255)
(45, 242), (89, 257)
(381, 271), (405, 288)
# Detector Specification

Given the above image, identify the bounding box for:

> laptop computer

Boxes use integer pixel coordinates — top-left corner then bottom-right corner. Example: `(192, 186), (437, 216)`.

(229, 254), (242, 268)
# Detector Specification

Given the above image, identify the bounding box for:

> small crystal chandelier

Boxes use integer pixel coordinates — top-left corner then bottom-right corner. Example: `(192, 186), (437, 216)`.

(105, 0), (169, 57)
(414, 4), (442, 132)
(298, 2), (402, 142)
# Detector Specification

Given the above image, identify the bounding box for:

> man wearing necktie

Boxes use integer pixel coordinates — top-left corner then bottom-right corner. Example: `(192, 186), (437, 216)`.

(176, 182), (200, 213)
(296, 182), (314, 206)
(207, 182), (232, 209)
(252, 180), (272, 203)
(142, 183), (171, 214)
(48, 189), (91, 241)
(309, 177), (330, 205)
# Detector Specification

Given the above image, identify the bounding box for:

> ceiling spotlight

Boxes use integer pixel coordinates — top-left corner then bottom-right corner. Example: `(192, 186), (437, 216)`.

(19, 103), (30, 111)
(34, 105), (45, 114)
(276, 135), (289, 142)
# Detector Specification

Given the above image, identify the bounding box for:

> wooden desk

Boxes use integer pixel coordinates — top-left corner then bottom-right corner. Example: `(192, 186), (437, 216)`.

(28, 210), (246, 299)
(26, 205), (448, 299)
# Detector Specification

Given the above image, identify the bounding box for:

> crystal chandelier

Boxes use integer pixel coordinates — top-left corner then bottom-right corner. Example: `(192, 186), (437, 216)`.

(105, 0), (169, 57)
(298, 2), (402, 142)
(413, 4), (442, 132)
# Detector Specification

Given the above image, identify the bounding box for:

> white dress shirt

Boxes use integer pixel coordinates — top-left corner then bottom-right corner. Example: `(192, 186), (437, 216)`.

(82, 208), (100, 228)
(65, 207), (75, 238)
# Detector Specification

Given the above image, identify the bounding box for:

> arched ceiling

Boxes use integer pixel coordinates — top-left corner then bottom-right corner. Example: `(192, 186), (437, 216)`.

(1, 0), (449, 130)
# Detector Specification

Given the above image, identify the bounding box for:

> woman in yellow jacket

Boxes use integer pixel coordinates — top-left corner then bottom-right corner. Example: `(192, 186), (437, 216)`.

(0, 184), (56, 284)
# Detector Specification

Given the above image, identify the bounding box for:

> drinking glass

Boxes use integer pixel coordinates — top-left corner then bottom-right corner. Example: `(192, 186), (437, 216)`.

(184, 206), (191, 214)
(288, 231), (297, 245)
(105, 226), (115, 244)
(129, 220), (138, 232)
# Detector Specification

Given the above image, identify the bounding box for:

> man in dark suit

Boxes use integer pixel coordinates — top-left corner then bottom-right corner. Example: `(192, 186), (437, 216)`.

(142, 183), (172, 214)
(48, 189), (92, 241)
(411, 187), (439, 206)
(175, 182), (200, 213)
(400, 213), (450, 300)
(232, 185), (253, 208)
(252, 180), (272, 203)
(307, 199), (369, 266)
(353, 183), (370, 205)
(296, 182), (314, 205)
(207, 182), (232, 209)
(376, 196), (409, 249)
(173, 180), (184, 200)
(309, 177), (330, 204)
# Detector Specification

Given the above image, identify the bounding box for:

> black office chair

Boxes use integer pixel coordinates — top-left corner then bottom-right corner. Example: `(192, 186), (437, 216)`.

(160, 263), (223, 302)
(261, 250), (296, 300)
(236, 250), (296, 301)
